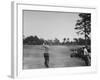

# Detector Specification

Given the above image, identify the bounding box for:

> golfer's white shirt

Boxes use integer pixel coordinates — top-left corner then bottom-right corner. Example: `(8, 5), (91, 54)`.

(84, 48), (88, 55)
(43, 44), (49, 53)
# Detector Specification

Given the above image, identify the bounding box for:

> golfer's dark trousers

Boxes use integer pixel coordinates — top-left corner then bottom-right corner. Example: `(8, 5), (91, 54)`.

(44, 53), (49, 68)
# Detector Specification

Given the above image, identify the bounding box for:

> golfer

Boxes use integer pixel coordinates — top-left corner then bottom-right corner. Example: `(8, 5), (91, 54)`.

(43, 42), (49, 68)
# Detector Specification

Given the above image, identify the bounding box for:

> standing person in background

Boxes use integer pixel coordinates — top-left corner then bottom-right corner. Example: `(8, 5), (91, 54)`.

(83, 46), (91, 66)
(43, 42), (49, 68)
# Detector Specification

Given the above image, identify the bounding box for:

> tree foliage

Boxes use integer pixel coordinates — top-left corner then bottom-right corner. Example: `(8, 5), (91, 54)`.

(73, 38), (90, 45)
(75, 13), (91, 39)
(23, 35), (44, 45)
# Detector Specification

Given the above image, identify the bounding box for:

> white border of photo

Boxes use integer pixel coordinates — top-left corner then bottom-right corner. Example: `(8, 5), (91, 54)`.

(11, 1), (97, 79)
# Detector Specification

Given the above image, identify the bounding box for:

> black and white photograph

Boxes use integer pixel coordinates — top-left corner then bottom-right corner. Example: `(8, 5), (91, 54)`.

(23, 10), (91, 69)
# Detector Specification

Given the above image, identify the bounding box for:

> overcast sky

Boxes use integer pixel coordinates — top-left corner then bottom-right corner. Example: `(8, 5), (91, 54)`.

(23, 10), (81, 42)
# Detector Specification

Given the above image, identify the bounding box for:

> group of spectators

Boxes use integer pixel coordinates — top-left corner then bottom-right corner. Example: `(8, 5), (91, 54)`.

(70, 46), (91, 66)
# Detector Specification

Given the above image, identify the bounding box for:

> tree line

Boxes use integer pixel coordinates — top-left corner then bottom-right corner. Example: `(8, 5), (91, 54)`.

(23, 35), (90, 45)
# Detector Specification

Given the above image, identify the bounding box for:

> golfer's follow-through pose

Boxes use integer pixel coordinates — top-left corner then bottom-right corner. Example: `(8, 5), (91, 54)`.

(43, 42), (49, 68)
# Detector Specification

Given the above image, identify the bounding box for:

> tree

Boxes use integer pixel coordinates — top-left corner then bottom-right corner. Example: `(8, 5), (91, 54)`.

(23, 35), (44, 45)
(67, 38), (70, 42)
(73, 38), (78, 44)
(63, 38), (66, 45)
(47, 39), (53, 45)
(75, 13), (91, 46)
(54, 38), (60, 45)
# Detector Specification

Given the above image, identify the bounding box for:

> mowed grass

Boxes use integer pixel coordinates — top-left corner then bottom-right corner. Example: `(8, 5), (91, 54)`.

(23, 45), (86, 69)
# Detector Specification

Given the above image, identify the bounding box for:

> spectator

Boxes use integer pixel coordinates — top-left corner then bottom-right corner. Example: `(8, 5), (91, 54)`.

(83, 47), (91, 66)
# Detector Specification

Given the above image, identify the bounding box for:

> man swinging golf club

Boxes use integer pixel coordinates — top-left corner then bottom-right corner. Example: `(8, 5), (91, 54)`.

(43, 42), (49, 68)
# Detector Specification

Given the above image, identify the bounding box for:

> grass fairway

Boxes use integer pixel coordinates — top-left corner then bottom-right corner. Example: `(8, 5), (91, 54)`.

(23, 45), (86, 69)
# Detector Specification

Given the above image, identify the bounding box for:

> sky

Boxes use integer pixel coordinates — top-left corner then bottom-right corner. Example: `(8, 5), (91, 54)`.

(23, 10), (81, 42)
